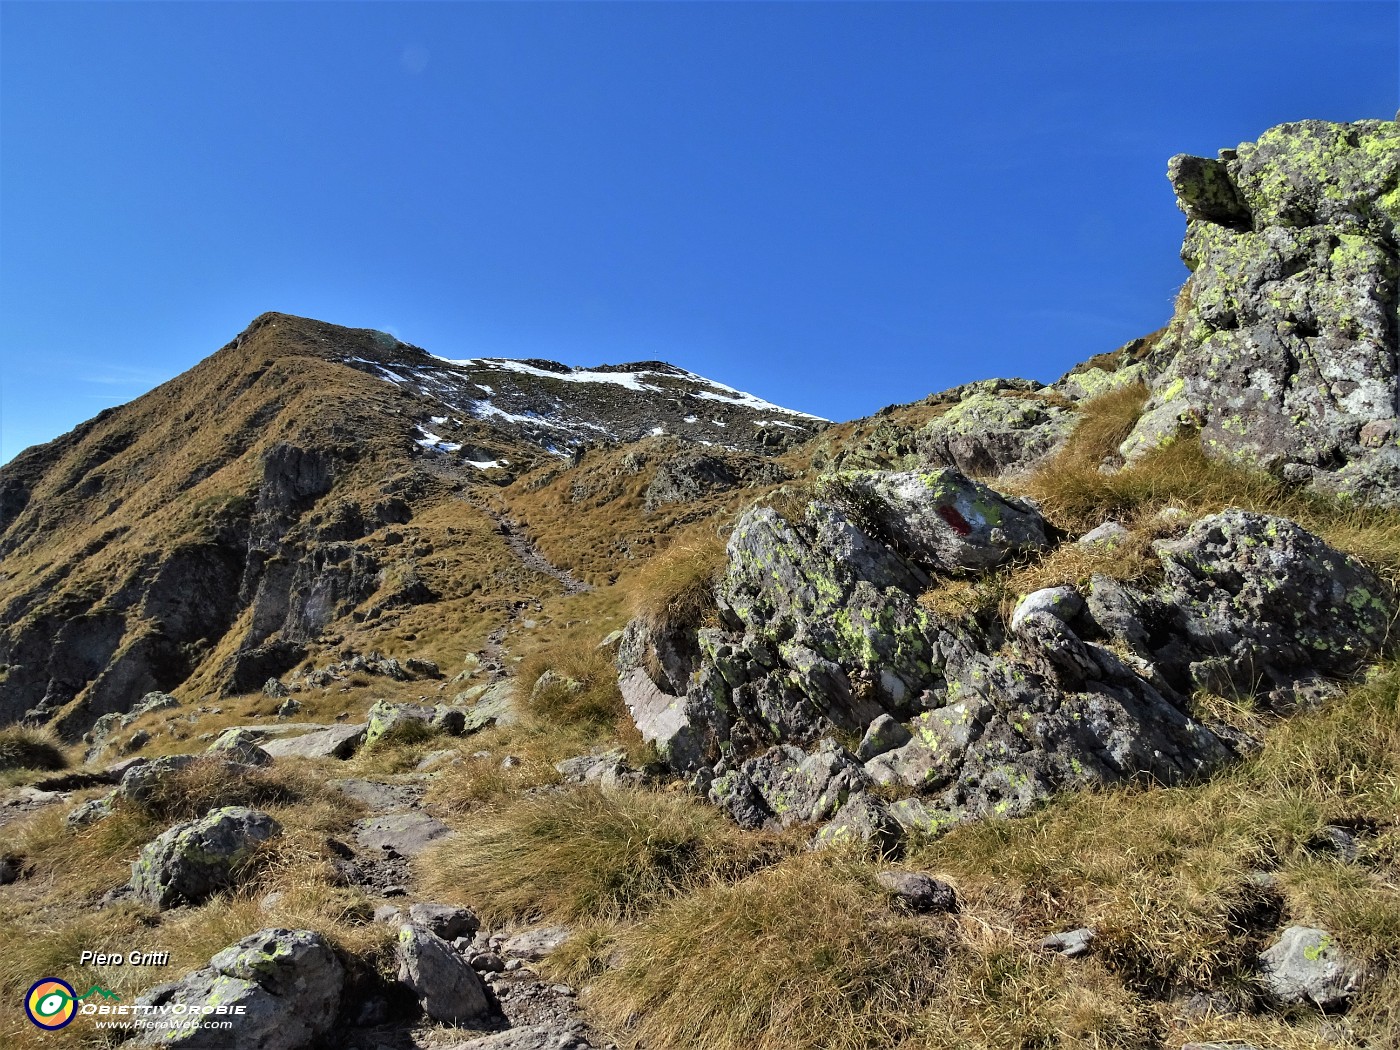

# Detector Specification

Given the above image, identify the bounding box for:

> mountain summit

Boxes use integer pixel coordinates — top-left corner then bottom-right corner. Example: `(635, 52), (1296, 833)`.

(0, 312), (823, 733)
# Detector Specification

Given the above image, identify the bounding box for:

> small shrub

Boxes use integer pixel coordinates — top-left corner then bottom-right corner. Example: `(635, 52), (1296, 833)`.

(417, 786), (789, 924)
(518, 645), (628, 729)
(0, 726), (68, 772)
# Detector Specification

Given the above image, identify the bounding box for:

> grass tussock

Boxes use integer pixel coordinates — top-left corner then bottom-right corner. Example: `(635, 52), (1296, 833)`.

(129, 756), (317, 823)
(418, 786), (791, 925)
(0, 725), (69, 773)
(628, 532), (727, 635)
(519, 644), (630, 730)
(588, 856), (939, 1050)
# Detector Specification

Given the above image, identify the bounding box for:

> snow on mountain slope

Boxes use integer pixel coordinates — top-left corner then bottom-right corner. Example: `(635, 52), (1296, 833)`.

(338, 348), (828, 458)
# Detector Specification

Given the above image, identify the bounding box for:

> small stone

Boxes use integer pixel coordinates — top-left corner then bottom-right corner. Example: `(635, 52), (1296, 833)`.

(383, 885), (408, 897)
(1009, 586), (1084, 633)
(1077, 521), (1130, 548)
(1313, 825), (1361, 862)
(373, 905), (404, 925)
(1041, 927), (1095, 958)
(500, 755), (522, 769)
(470, 952), (506, 973)
(505, 958), (524, 971)
(1259, 926), (1365, 1009)
(408, 902), (480, 940)
(875, 870), (958, 913)
(0, 855), (19, 884)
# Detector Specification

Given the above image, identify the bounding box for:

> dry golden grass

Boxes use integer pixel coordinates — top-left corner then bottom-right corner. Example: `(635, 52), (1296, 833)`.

(0, 726), (69, 773)
(518, 645), (631, 730)
(627, 531), (727, 637)
(418, 786), (791, 926)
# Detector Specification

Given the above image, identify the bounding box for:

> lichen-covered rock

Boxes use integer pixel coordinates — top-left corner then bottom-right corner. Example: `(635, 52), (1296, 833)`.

(1259, 926), (1366, 1009)
(1152, 510), (1388, 692)
(130, 806), (281, 908)
(260, 722), (367, 760)
(913, 392), (1077, 477)
(207, 728), (273, 766)
(396, 924), (491, 1023)
(1123, 119), (1400, 503)
(709, 739), (869, 830)
(830, 469), (1050, 574)
(365, 699), (462, 746)
(812, 793), (900, 853)
(134, 928), (343, 1048)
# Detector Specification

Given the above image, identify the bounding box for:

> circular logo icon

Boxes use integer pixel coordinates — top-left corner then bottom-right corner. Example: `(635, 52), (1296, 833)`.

(25, 978), (77, 1029)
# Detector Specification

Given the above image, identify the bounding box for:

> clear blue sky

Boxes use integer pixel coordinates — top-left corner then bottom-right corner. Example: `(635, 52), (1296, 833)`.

(2, 2), (1396, 461)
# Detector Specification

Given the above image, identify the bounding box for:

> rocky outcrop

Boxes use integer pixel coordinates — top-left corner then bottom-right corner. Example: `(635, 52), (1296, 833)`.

(619, 464), (1389, 840)
(134, 928), (343, 1048)
(1122, 119), (1400, 502)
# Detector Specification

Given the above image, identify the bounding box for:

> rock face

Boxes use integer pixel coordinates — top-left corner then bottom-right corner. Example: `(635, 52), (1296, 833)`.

(1123, 119), (1400, 502)
(619, 463), (1389, 839)
(134, 928), (343, 1048)
(130, 806), (281, 908)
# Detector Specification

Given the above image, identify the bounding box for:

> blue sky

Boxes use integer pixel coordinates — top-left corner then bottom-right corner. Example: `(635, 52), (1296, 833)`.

(2, 2), (1396, 461)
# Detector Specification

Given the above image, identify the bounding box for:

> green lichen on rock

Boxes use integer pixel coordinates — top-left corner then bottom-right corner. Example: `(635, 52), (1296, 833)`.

(1122, 118), (1400, 502)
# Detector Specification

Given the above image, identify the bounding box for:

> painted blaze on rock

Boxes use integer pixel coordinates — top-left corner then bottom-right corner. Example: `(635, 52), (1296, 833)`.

(620, 459), (1391, 844)
(617, 467), (1049, 773)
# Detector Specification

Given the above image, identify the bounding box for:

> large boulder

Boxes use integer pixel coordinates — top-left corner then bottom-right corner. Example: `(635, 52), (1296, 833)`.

(260, 723), (366, 760)
(913, 392), (1078, 478)
(130, 807), (281, 908)
(134, 928), (343, 1048)
(396, 924), (491, 1022)
(1122, 119), (1400, 503)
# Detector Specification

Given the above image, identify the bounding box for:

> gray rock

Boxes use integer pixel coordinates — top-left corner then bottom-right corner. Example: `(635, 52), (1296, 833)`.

(396, 924), (491, 1022)
(1259, 925), (1366, 1009)
(365, 700), (439, 747)
(913, 390), (1077, 477)
(130, 806), (281, 908)
(263, 677), (291, 699)
(1077, 521), (1130, 549)
(332, 777), (420, 812)
(1009, 586), (1085, 632)
(260, 723), (367, 760)
(207, 728), (273, 766)
(875, 870), (958, 913)
(65, 792), (116, 828)
(502, 925), (572, 961)
(373, 904), (404, 925)
(1041, 927), (1095, 958)
(443, 1025), (592, 1050)
(1124, 120), (1400, 504)
(116, 754), (201, 805)
(469, 952), (506, 973)
(709, 740), (869, 830)
(812, 793), (900, 853)
(134, 928), (342, 1048)
(830, 468), (1050, 574)
(0, 855), (19, 884)
(854, 713), (911, 761)
(1154, 510), (1389, 692)
(354, 811), (452, 858)
(275, 697), (302, 718)
(409, 902), (480, 940)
